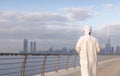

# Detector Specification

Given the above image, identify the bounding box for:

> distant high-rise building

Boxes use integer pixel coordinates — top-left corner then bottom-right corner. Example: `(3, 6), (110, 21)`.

(23, 39), (28, 53)
(30, 41), (36, 53)
(34, 42), (36, 53)
(49, 46), (54, 54)
(107, 26), (110, 48)
(30, 42), (33, 53)
(115, 45), (120, 55)
(105, 26), (112, 54)
(49, 46), (53, 52)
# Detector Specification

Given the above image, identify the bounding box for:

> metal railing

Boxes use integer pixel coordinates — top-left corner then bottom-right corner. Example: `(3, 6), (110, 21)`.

(0, 53), (79, 76)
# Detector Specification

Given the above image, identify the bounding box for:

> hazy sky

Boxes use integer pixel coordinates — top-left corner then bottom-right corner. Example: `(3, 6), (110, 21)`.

(0, 0), (120, 52)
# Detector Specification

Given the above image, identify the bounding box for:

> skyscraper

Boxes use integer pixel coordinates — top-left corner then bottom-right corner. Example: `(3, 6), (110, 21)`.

(106, 26), (112, 54)
(34, 42), (36, 53)
(107, 26), (110, 47)
(30, 41), (36, 53)
(30, 42), (33, 53)
(23, 39), (28, 53)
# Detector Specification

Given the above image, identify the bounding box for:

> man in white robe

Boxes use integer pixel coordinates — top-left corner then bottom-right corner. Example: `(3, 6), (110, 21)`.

(76, 26), (100, 76)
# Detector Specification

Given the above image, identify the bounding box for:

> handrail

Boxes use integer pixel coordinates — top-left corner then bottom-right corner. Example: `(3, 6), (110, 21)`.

(66, 55), (70, 70)
(41, 55), (47, 76)
(73, 55), (78, 68)
(0, 53), (77, 56)
(0, 53), (79, 76)
(21, 54), (28, 76)
(56, 55), (60, 72)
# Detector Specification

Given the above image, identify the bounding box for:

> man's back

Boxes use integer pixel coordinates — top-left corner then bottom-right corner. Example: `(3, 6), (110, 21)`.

(75, 26), (100, 76)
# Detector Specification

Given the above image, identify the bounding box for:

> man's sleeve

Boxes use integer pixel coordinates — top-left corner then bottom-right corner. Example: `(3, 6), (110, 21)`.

(96, 39), (100, 53)
(76, 38), (82, 54)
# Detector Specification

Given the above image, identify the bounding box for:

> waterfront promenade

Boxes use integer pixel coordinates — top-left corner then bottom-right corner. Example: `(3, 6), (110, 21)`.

(68, 57), (120, 76)
(45, 56), (120, 76)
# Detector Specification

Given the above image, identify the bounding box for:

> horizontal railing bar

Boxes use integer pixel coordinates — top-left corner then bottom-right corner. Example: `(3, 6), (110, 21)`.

(0, 66), (21, 70)
(25, 68), (41, 72)
(27, 57), (44, 59)
(58, 64), (66, 67)
(59, 58), (68, 59)
(0, 71), (21, 75)
(69, 58), (77, 59)
(0, 53), (77, 56)
(69, 60), (76, 61)
(4, 53), (74, 55)
(45, 63), (57, 65)
(68, 61), (75, 63)
(60, 60), (66, 63)
(25, 65), (42, 68)
(45, 66), (56, 68)
(0, 58), (24, 60)
(25, 61), (43, 63)
(0, 58), (76, 63)
(26, 58), (43, 60)
(59, 64), (67, 66)
(46, 58), (57, 61)
(0, 62), (22, 65)
(45, 64), (65, 65)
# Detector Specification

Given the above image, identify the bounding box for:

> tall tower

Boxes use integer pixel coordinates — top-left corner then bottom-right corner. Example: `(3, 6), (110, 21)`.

(30, 42), (33, 53)
(107, 26), (110, 46)
(23, 39), (28, 53)
(34, 42), (36, 53)
(106, 26), (111, 54)
(30, 41), (36, 53)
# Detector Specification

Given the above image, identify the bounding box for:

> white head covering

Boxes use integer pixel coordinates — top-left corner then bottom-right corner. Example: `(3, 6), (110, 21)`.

(83, 25), (92, 35)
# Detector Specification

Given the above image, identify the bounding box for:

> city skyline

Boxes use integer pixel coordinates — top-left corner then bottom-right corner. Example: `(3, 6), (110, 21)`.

(0, 0), (120, 52)
(21, 38), (120, 55)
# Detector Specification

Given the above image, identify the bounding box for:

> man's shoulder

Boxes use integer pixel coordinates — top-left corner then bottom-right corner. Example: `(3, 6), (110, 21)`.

(79, 35), (98, 41)
(91, 36), (98, 41)
(91, 36), (96, 39)
(79, 36), (85, 39)
(77, 36), (84, 41)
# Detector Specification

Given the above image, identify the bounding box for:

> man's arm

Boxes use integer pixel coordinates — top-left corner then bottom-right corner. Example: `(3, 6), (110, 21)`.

(76, 38), (82, 54)
(96, 39), (100, 53)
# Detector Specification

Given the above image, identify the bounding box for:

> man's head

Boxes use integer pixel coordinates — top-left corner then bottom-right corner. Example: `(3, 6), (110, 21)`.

(83, 25), (92, 35)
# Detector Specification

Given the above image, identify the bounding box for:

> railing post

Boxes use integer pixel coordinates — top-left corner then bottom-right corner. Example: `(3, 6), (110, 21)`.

(21, 54), (28, 76)
(41, 55), (47, 76)
(56, 55), (60, 72)
(66, 55), (70, 70)
(73, 55), (77, 68)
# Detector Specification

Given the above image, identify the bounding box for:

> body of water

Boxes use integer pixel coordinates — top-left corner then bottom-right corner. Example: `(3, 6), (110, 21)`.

(0, 55), (80, 76)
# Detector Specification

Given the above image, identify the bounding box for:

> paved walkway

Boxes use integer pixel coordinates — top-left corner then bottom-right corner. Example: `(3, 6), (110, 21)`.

(35, 56), (120, 76)
(40, 56), (120, 76)
(65, 57), (120, 76)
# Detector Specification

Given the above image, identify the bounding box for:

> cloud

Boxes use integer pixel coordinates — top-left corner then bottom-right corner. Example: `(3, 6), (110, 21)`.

(0, 11), (70, 27)
(20, 12), (70, 24)
(0, 11), (71, 38)
(0, 10), (120, 52)
(1, 10), (119, 53)
(60, 7), (94, 21)
(0, 11), (82, 52)
(95, 24), (120, 48)
(104, 4), (115, 10)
